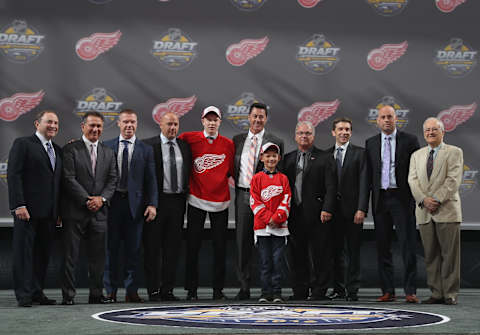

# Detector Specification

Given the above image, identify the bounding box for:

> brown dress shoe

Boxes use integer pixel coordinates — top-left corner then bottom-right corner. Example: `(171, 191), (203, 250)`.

(125, 292), (145, 303)
(405, 294), (419, 303)
(377, 292), (396, 302)
(422, 296), (444, 304)
(445, 297), (458, 305)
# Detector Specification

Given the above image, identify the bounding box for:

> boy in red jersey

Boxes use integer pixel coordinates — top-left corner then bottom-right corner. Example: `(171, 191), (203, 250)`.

(250, 142), (291, 303)
(178, 106), (234, 300)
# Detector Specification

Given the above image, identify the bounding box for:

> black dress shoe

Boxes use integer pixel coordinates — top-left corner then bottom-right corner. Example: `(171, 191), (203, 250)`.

(346, 293), (359, 301)
(327, 291), (346, 300)
(61, 298), (75, 306)
(33, 295), (57, 305)
(307, 294), (330, 301)
(149, 291), (161, 302)
(421, 296), (444, 304)
(445, 297), (457, 305)
(18, 299), (33, 307)
(234, 289), (250, 300)
(89, 295), (113, 304)
(213, 289), (228, 300)
(186, 290), (198, 301)
(105, 292), (117, 303)
(161, 291), (180, 301)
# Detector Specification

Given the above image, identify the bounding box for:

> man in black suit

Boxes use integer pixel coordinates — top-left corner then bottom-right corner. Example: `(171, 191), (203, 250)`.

(103, 109), (158, 303)
(143, 112), (191, 301)
(365, 105), (420, 303)
(8, 110), (62, 307)
(282, 121), (336, 300)
(233, 102), (284, 300)
(326, 117), (369, 302)
(60, 111), (118, 305)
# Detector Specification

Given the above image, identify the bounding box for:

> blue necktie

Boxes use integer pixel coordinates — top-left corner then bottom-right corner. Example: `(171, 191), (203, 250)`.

(119, 140), (129, 190)
(46, 142), (55, 170)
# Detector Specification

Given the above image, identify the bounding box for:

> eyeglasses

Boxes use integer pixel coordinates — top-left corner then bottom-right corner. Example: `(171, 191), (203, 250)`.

(424, 128), (440, 133)
(296, 131), (313, 136)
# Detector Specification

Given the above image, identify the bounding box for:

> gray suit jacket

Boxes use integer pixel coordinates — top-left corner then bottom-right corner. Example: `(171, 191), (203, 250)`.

(61, 139), (118, 222)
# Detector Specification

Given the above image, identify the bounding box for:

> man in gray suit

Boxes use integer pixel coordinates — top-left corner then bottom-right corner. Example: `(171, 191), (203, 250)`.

(60, 111), (118, 305)
(408, 117), (463, 305)
(233, 102), (284, 300)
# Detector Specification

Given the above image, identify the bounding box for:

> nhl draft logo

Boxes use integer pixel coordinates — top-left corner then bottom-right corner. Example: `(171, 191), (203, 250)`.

(152, 95), (197, 125)
(151, 28), (198, 70)
(230, 0), (267, 11)
(261, 185), (283, 202)
(0, 91), (45, 122)
(74, 88), (123, 126)
(437, 103), (476, 132)
(0, 20), (45, 63)
(0, 157), (7, 187)
(296, 34), (340, 75)
(367, 41), (408, 71)
(366, 0), (409, 16)
(226, 36), (269, 67)
(298, 99), (340, 127)
(434, 38), (478, 78)
(226, 92), (266, 131)
(435, 0), (467, 13)
(367, 96), (410, 129)
(194, 154), (225, 174)
(460, 164), (478, 195)
(298, 0), (323, 8)
(76, 30), (121, 61)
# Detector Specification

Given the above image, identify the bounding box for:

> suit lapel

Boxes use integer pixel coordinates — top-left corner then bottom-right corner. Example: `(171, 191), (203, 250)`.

(373, 134), (382, 172)
(81, 142), (95, 178)
(32, 134), (54, 173)
(95, 143), (104, 179)
(430, 145), (446, 182)
(130, 141), (139, 173)
(303, 147), (318, 177)
(394, 131), (402, 167)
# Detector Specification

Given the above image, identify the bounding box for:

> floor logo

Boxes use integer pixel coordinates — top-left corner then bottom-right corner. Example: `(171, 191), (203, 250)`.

(151, 28), (198, 70)
(0, 20), (45, 63)
(93, 304), (449, 330)
(296, 34), (340, 75)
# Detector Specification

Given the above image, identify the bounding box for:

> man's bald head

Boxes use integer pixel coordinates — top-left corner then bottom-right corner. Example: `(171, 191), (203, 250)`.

(160, 112), (180, 140)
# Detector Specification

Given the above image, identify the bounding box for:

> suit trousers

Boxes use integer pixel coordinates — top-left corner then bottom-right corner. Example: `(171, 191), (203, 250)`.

(104, 192), (144, 295)
(234, 188), (255, 291)
(12, 217), (55, 302)
(373, 189), (417, 295)
(143, 193), (186, 296)
(287, 204), (332, 298)
(61, 216), (106, 299)
(419, 220), (460, 300)
(185, 204), (228, 291)
(331, 208), (363, 295)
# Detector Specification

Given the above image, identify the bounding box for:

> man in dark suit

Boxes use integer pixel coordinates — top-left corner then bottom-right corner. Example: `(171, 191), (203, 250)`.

(233, 102), (284, 300)
(365, 105), (420, 303)
(60, 111), (118, 305)
(143, 112), (191, 301)
(282, 121), (336, 300)
(8, 110), (62, 307)
(103, 109), (158, 303)
(326, 117), (369, 302)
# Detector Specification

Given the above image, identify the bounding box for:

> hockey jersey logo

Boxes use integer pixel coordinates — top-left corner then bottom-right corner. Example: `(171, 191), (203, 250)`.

(194, 154), (226, 173)
(261, 185), (283, 202)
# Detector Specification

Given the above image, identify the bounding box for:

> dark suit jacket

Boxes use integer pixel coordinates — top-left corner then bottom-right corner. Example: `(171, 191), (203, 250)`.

(143, 135), (192, 196)
(61, 139), (118, 222)
(233, 131), (284, 185)
(365, 131), (420, 214)
(103, 137), (158, 218)
(282, 146), (337, 225)
(327, 143), (369, 220)
(7, 134), (62, 219)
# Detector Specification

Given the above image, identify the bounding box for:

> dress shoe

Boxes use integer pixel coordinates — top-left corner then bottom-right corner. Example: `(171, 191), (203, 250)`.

(377, 292), (396, 302)
(272, 294), (284, 303)
(405, 294), (419, 303)
(346, 292), (359, 301)
(421, 296), (444, 304)
(18, 299), (33, 307)
(105, 293), (117, 303)
(288, 294), (308, 301)
(61, 298), (75, 306)
(234, 289), (250, 300)
(125, 292), (145, 303)
(307, 294), (330, 301)
(149, 291), (161, 302)
(445, 297), (458, 305)
(89, 295), (113, 304)
(32, 295), (57, 305)
(327, 291), (346, 300)
(258, 295), (271, 303)
(161, 291), (180, 301)
(186, 290), (198, 301)
(213, 289), (228, 300)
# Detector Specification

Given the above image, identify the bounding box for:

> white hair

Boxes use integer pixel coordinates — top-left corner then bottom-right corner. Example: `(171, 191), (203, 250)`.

(295, 120), (315, 137)
(423, 117), (445, 132)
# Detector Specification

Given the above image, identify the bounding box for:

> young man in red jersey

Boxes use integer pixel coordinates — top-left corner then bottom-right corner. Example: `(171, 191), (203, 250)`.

(178, 106), (235, 300)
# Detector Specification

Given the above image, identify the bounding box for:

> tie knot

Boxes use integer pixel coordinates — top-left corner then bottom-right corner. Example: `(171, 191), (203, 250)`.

(337, 147), (343, 152)
(207, 136), (214, 140)
(46, 142), (52, 148)
(386, 136), (391, 142)
(168, 141), (174, 146)
(121, 140), (129, 145)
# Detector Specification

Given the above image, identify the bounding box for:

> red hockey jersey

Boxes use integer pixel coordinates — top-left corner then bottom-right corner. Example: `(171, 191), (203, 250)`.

(179, 131), (234, 212)
(250, 170), (291, 237)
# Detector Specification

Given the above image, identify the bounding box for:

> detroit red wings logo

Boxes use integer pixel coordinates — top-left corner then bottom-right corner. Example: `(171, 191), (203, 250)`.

(261, 185), (283, 202)
(194, 154), (226, 174)
(298, 99), (340, 127)
(76, 30), (122, 61)
(298, 0), (322, 8)
(152, 96), (197, 125)
(437, 103), (476, 132)
(0, 91), (45, 122)
(436, 0), (467, 13)
(226, 36), (269, 66)
(367, 41), (408, 71)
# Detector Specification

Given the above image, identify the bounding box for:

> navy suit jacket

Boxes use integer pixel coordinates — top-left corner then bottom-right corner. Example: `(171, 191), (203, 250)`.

(103, 137), (158, 218)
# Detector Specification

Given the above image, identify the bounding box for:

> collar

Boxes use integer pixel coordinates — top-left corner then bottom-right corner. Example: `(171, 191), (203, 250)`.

(382, 128), (397, 140)
(263, 168), (277, 175)
(35, 131), (52, 147)
(160, 133), (177, 145)
(119, 134), (136, 144)
(203, 130), (218, 139)
(298, 146), (313, 154)
(428, 142), (443, 152)
(248, 128), (265, 140)
(82, 135), (99, 147)
(335, 141), (349, 151)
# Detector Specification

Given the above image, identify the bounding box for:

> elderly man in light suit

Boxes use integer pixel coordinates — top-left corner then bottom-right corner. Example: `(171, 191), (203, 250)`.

(408, 117), (463, 306)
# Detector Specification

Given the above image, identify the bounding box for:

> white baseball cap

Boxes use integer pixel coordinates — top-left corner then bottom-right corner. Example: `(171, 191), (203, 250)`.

(201, 105), (222, 119)
(260, 142), (280, 155)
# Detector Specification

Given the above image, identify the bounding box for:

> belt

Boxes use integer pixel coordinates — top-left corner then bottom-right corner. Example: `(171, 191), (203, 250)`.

(380, 188), (400, 193)
(237, 187), (250, 192)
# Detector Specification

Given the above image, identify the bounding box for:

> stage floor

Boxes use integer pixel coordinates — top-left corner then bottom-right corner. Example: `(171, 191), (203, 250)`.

(1, 288), (479, 334)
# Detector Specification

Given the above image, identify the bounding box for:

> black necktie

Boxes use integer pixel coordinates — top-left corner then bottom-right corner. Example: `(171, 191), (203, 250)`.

(168, 141), (178, 193)
(295, 152), (305, 205)
(427, 149), (434, 180)
(336, 147), (343, 183)
(119, 140), (129, 190)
